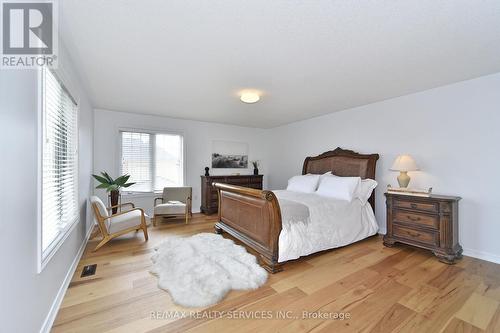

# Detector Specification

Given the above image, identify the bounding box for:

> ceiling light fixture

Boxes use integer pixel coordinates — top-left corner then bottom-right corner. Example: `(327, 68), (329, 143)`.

(239, 90), (260, 104)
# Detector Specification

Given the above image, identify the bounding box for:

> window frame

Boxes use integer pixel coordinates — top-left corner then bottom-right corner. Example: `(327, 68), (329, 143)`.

(37, 67), (80, 273)
(117, 127), (186, 195)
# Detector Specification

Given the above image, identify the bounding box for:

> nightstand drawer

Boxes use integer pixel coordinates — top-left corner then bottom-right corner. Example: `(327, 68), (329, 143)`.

(393, 225), (439, 247)
(393, 210), (439, 229)
(393, 198), (439, 213)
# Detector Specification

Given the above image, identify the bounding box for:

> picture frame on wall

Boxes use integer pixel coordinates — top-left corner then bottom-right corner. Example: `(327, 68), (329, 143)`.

(212, 140), (248, 169)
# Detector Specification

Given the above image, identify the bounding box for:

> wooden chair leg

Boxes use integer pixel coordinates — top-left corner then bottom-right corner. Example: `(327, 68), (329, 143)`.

(142, 215), (149, 241)
(93, 237), (110, 252)
(152, 215), (157, 227)
(185, 213), (189, 224)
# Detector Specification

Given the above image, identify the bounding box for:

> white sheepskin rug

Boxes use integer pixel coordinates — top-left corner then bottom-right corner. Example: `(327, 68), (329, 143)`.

(150, 233), (268, 307)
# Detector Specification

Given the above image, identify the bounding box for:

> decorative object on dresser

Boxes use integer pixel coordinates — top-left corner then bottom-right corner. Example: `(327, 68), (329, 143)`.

(204, 167), (210, 176)
(200, 175), (263, 214)
(384, 192), (462, 264)
(251, 160), (260, 175)
(390, 154), (419, 188)
(387, 184), (433, 197)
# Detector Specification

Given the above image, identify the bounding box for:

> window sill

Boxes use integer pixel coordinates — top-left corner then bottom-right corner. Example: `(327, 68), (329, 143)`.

(38, 217), (79, 273)
(121, 192), (162, 199)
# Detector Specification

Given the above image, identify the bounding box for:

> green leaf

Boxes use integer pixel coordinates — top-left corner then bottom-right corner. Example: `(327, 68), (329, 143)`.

(122, 182), (135, 188)
(92, 174), (110, 185)
(96, 183), (110, 189)
(101, 171), (114, 183)
(114, 175), (130, 186)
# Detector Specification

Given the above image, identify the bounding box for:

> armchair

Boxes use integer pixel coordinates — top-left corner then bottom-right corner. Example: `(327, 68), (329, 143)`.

(90, 196), (148, 251)
(153, 187), (192, 226)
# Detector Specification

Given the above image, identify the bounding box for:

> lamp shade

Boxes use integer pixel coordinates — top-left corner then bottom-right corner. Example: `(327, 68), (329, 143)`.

(390, 154), (419, 172)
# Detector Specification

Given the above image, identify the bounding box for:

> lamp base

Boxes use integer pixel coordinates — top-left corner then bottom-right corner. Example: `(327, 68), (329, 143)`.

(397, 171), (411, 188)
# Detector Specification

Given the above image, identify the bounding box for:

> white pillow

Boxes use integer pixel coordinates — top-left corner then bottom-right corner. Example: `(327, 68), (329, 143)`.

(316, 174), (361, 202)
(319, 171), (332, 179)
(357, 179), (378, 205)
(305, 171), (332, 178)
(286, 174), (321, 193)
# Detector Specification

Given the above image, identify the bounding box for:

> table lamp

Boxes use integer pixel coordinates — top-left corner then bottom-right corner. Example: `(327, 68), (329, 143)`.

(390, 154), (419, 188)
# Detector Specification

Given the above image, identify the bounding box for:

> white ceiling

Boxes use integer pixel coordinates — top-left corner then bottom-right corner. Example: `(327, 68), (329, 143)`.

(60, 0), (500, 128)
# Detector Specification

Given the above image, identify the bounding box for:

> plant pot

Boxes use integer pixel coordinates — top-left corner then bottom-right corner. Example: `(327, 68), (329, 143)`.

(109, 190), (120, 214)
(253, 168), (259, 175)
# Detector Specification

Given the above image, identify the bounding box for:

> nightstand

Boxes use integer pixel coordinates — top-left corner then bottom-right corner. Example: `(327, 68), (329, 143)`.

(383, 192), (462, 264)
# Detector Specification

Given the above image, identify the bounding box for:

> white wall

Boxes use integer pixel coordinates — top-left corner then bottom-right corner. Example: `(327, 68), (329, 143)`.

(93, 109), (270, 215)
(0, 43), (94, 332)
(266, 73), (500, 263)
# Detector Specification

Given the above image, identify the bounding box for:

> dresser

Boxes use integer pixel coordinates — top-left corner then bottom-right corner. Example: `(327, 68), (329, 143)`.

(200, 175), (263, 214)
(383, 192), (462, 264)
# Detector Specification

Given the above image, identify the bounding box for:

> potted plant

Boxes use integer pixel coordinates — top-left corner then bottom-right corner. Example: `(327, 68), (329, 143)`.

(92, 172), (135, 214)
(251, 161), (260, 175)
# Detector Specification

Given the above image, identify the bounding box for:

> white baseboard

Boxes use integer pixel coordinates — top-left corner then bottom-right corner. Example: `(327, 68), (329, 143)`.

(462, 247), (500, 264)
(39, 225), (94, 333)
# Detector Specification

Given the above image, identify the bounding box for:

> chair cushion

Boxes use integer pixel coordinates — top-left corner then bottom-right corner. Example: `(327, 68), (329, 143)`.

(108, 210), (142, 234)
(154, 202), (186, 215)
(90, 195), (109, 217)
(162, 187), (192, 202)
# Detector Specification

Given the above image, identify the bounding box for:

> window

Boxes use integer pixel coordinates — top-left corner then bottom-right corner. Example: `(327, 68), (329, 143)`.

(40, 68), (79, 266)
(120, 131), (183, 192)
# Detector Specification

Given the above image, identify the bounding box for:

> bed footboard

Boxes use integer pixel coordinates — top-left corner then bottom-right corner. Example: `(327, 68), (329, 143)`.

(213, 183), (283, 273)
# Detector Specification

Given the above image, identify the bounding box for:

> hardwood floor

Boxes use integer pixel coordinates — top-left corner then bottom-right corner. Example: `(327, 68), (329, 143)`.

(52, 214), (500, 332)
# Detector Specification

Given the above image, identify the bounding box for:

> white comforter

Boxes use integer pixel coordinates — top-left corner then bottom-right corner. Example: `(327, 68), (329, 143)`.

(274, 190), (378, 262)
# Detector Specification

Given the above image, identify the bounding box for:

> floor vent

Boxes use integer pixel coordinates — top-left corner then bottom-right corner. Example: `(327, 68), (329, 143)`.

(81, 264), (97, 277)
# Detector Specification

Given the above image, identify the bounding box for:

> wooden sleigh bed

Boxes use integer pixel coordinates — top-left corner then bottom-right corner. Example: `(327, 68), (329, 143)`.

(213, 147), (379, 273)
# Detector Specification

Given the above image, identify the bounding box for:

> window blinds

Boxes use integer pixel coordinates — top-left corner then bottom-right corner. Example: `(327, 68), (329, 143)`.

(120, 131), (183, 192)
(42, 68), (79, 257)
(121, 131), (153, 192)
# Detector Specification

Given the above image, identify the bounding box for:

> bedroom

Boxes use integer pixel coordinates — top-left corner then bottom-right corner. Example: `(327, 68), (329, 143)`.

(1, 1), (500, 332)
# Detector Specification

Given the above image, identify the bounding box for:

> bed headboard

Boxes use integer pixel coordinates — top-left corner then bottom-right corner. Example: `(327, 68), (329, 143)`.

(302, 147), (380, 211)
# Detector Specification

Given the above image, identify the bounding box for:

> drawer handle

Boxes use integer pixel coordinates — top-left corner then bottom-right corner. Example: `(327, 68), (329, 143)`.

(410, 203), (418, 209)
(407, 215), (421, 222)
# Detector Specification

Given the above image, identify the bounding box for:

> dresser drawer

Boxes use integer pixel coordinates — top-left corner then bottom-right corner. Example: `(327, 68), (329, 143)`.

(208, 177), (225, 184)
(393, 225), (439, 247)
(393, 198), (438, 213)
(393, 209), (439, 230)
(227, 178), (249, 185)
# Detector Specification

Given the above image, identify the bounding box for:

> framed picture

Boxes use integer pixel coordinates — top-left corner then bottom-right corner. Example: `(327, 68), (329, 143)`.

(212, 140), (248, 169)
